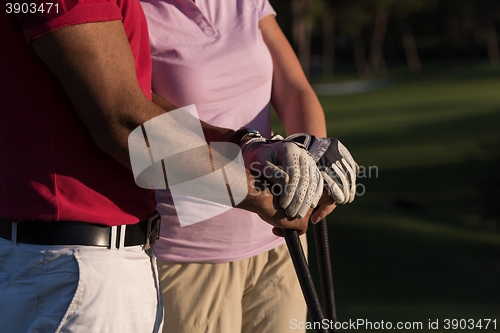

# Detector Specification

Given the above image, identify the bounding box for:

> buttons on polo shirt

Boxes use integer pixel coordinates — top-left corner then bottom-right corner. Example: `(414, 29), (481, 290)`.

(185, 0), (217, 36)
(201, 25), (216, 36)
(193, 18), (216, 36)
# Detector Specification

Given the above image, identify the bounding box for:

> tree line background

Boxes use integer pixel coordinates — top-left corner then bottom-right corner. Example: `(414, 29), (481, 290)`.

(270, 0), (500, 78)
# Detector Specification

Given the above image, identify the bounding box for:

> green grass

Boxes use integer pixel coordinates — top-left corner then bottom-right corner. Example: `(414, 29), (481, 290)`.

(272, 62), (500, 332)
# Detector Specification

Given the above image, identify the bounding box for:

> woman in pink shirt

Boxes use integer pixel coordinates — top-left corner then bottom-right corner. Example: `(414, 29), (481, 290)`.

(140, 1), (331, 332)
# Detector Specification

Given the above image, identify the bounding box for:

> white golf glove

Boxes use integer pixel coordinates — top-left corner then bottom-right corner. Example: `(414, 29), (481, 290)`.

(285, 133), (359, 204)
(241, 135), (323, 219)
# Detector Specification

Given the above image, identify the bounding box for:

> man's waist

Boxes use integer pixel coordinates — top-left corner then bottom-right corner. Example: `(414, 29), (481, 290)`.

(0, 212), (161, 249)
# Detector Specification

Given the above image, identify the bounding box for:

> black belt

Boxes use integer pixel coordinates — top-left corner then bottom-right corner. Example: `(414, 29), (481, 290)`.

(0, 212), (161, 249)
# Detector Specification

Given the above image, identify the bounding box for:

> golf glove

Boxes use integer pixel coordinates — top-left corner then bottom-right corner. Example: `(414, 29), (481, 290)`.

(285, 133), (359, 204)
(241, 135), (323, 219)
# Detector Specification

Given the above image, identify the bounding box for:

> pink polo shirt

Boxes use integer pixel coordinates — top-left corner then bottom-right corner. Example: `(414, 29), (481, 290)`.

(140, 0), (284, 262)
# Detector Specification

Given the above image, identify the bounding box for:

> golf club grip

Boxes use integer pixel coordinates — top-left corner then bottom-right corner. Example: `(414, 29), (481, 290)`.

(283, 229), (328, 333)
(313, 219), (338, 332)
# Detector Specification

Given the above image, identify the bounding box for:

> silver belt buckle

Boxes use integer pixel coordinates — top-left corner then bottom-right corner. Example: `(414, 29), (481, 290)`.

(144, 211), (160, 250)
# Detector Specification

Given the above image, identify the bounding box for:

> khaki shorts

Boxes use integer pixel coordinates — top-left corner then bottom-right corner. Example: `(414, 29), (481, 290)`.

(158, 235), (307, 333)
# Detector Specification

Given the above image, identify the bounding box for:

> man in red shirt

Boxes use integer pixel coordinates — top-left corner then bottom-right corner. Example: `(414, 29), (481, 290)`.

(0, 0), (332, 331)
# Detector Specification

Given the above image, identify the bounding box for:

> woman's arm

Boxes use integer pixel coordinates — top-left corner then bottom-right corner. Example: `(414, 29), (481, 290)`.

(260, 15), (335, 222)
(259, 15), (327, 137)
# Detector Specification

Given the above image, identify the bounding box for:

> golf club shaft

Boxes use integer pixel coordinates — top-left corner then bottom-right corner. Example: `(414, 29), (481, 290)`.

(313, 218), (337, 332)
(283, 228), (328, 333)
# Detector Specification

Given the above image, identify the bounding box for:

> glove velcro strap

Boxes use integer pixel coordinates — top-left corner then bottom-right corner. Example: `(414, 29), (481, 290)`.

(287, 134), (331, 163)
(308, 137), (330, 163)
(286, 133), (315, 149)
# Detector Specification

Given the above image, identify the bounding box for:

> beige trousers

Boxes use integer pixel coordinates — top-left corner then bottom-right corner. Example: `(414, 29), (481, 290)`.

(158, 235), (307, 333)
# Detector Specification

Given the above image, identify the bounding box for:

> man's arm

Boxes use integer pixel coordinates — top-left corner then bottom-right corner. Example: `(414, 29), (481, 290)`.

(151, 92), (236, 144)
(32, 20), (191, 169)
(31, 20), (311, 233)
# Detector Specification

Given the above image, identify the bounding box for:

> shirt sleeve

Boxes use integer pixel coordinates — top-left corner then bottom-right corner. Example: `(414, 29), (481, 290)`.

(256, 0), (276, 20)
(8, 0), (123, 42)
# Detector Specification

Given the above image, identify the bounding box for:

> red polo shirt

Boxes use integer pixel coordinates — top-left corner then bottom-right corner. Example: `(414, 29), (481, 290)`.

(0, 0), (156, 225)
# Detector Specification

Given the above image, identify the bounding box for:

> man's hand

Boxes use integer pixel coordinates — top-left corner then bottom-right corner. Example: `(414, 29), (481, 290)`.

(273, 190), (336, 237)
(310, 189), (336, 224)
(237, 175), (312, 235)
(286, 133), (359, 204)
(241, 136), (323, 219)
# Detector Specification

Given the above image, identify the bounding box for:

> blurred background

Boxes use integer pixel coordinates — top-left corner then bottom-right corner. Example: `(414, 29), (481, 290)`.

(268, 0), (500, 331)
